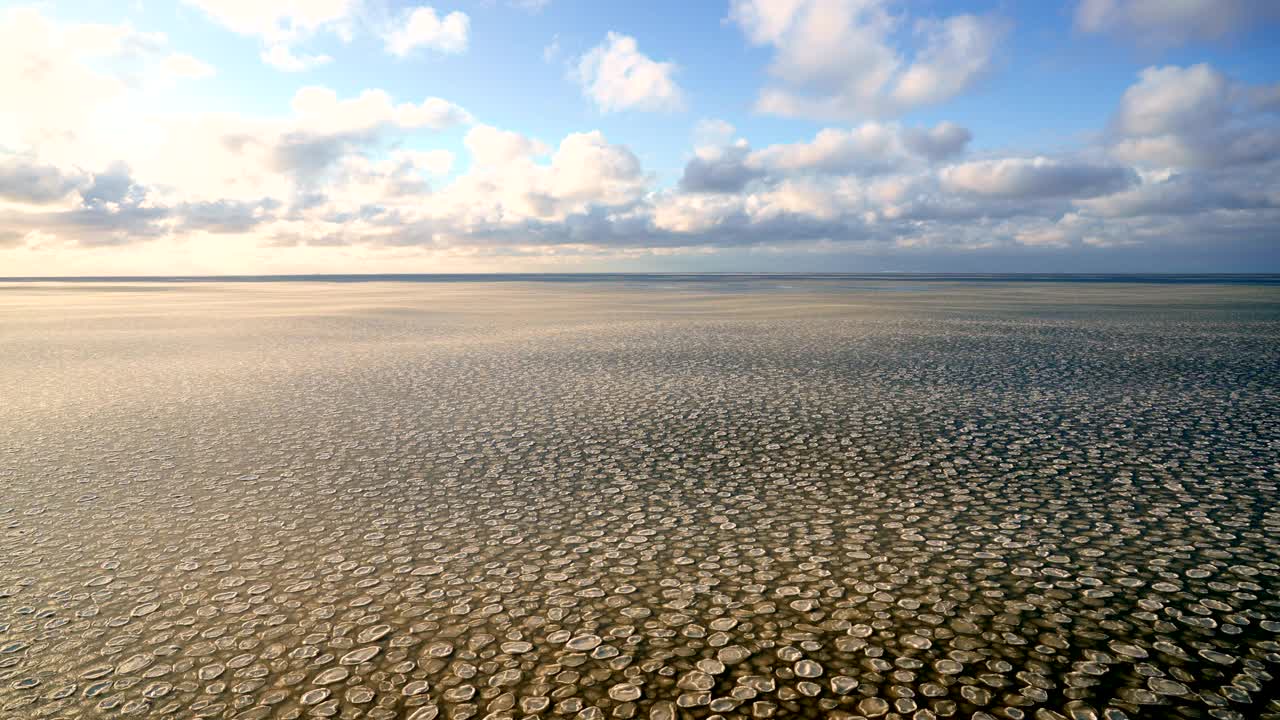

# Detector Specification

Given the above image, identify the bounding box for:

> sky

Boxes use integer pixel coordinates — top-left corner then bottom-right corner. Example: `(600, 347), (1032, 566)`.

(1, 0), (1279, 275)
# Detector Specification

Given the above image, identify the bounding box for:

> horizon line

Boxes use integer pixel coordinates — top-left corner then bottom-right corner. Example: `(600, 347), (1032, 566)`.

(3, 272), (1279, 282)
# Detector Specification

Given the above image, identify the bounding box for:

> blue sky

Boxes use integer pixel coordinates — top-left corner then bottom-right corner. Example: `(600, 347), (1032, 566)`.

(1, 0), (1278, 273)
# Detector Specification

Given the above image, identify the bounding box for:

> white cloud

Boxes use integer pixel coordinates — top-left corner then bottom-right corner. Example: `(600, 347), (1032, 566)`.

(1010, 213), (1107, 248)
(708, 121), (969, 180)
(547, 132), (646, 204)
(0, 66), (475, 251)
(694, 119), (737, 149)
(461, 128), (644, 212)
(746, 176), (855, 223)
(680, 141), (761, 194)
(0, 9), (122, 149)
(384, 6), (470, 57)
(1074, 174), (1276, 218)
(1113, 64), (1230, 138)
(1075, 0), (1275, 47)
(677, 119), (962, 196)
(651, 192), (744, 233)
(162, 53), (217, 79)
(185, 1), (471, 66)
(576, 32), (685, 113)
(902, 122), (972, 162)
(4, 7), (1277, 272)
(261, 44), (332, 71)
(660, 90), (1274, 255)
(765, 128), (887, 174)
(183, 0), (357, 69)
(0, 155), (90, 205)
(400, 150), (455, 177)
(1110, 64), (1280, 169)
(290, 86), (471, 134)
(182, 0), (357, 39)
(890, 15), (1006, 109)
(730, 0), (1006, 119)
(0, 7), (215, 163)
(940, 157), (1135, 198)
(0, 7), (658, 258)
(753, 124), (897, 174)
(465, 125), (550, 167)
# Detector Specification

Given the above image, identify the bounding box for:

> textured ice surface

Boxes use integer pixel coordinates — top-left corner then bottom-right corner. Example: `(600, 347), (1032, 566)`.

(0, 280), (1278, 719)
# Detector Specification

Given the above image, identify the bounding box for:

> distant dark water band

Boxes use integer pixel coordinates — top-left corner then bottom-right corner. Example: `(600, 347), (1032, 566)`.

(3, 274), (1280, 285)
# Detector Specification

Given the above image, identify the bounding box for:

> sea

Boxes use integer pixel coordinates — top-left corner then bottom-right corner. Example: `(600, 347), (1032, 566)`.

(1, 275), (1277, 719)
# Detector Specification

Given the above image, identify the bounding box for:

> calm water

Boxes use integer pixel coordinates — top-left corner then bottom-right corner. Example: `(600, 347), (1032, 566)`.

(1, 279), (1278, 720)
(3, 273), (1279, 285)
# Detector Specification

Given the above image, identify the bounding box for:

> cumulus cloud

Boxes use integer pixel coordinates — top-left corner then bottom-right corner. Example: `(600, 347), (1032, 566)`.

(753, 126), (900, 175)
(1113, 64), (1231, 139)
(255, 125), (649, 246)
(0, 155), (89, 205)
(576, 32), (685, 113)
(545, 132), (646, 205)
(1074, 173), (1278, 218)
(182, 0), (357, 39)
(254, 88), (469, 191)
(651, 193), (746, 234)
(679, 142), (763, 194)
(0, 162), (172, 248)
(1110, 64), (1280, 169)
(0, 59), (476, 249)
(1075, 0), (1277, 47)
(465, 125), (550, 167)
(178, 198), (282, 233)
(261, 44), (332, 72)
(890, 15), (1008, 110)
(162, 54), (217, 79)
(694, 119), (737, 149)
(0, 7), (217, 155)
(183, 0), (358, 69)
(0, 230), (27, 249)
(940, 157), (1136, 199)
(184, 1), (470, 68)
(1050, 65), (1280, 240)
(647, 63), (1277, 260)
(391, 149), (455, 178)
(384, 6), (470, 57)
(730, 0), (1006, 119)
(902, 122), (972, 162)
(4, 8), (1276, 272)
(679, 121), (972, 193)
(754, 121), (969, 175)
(289, 86), (471, 134)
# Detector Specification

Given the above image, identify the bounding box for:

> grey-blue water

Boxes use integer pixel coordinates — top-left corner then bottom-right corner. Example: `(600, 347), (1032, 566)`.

(3, 273), (1279, 286)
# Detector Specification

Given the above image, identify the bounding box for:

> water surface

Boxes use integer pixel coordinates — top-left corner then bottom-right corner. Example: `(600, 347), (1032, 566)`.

(1, 279), (1277, 720)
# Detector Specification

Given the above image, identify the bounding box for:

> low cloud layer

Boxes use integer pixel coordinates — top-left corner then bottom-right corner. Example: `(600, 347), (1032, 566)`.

(940, 157), (1136, 199)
